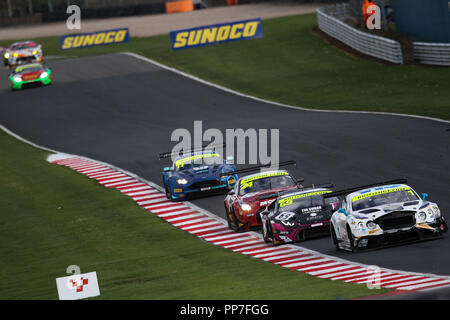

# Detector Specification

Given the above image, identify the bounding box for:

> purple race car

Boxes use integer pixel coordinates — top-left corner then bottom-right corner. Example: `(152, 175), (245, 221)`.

(260, 185), (340, 245)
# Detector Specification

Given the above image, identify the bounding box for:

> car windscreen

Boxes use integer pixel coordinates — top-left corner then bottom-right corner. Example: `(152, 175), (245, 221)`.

(352, 188), (419, 211)
(15, 67), (42, 74)
(277, 191), (338, 213)
(239, 175), (296, 195)
(174, 154), (222, 171)
(11, 44), (34, 50)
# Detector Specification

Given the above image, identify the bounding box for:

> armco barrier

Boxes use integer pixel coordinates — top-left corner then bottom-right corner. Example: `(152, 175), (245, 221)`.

(413, 42), (450, 66)
(317, 4), (403, 64)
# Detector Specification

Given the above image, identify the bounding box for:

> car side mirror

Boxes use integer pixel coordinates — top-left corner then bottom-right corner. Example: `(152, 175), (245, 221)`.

(421, 193), (428, 201)
(163, 167), (171, 172)
(338, 208), (348, 216)
(228, 189), (235, 195)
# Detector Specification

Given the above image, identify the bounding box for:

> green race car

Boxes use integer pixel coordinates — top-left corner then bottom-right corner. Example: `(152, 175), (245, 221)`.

(9, 63), (52, 90)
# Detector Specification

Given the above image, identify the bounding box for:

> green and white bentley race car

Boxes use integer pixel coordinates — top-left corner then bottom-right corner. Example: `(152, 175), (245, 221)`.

(9, 63), (52, 90)
(328, 179), (447, 252)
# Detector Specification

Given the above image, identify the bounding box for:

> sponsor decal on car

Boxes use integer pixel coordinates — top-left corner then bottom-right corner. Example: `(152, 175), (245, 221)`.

(301, 206), (322, 213)
(60, 28), (130, 50)
(351, 187), (413, 202)
(170, 18), (264, 51)
(279, 190), (332, 207)
(259, 199), (276, 207)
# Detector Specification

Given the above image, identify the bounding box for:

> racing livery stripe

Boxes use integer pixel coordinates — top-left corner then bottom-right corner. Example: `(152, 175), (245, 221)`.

(48, 154), (450, 294)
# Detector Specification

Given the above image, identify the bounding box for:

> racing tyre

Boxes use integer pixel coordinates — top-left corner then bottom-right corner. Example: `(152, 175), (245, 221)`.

(162, 176), (172, 200)
(347, 224), (359, 253)
(228, 207), (242, 232)
(263, 221), (272, 243)
(225, 204), (233, 229)
(330, 223), (341, 251)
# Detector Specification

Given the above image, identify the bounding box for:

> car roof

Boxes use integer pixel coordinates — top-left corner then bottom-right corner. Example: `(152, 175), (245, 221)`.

(348, 183), (412, 200)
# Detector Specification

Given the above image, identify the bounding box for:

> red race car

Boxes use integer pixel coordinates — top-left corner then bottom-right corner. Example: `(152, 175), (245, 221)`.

(222, 161), (304, 232)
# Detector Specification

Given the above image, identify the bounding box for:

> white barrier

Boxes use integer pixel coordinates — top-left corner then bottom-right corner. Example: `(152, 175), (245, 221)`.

(317, 5), (403, 64)
(413, 42), (450, 66)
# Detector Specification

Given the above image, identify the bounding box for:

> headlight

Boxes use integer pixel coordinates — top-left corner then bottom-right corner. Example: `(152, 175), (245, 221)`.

(241, 204), (252, 211)
(32, 50), (38, 55)
(357, 221), (364, 229)
(13, 53), (18, 57)
(432, 205), (441, 217)
(417, 211), (427, 221)
(40, 72), (48, 79)
(4, 52), (9, 59)
(13, 76), (22, 83)
(176, 178), (188, 185)
(366, 221), (377, 230)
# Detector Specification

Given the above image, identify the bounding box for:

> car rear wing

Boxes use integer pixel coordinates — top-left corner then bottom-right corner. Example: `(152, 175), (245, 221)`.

(322, 178), (407, 199)
(157, 143), (226, 160)
(218, 160), (296, 179)
(258, 183), (334, 201)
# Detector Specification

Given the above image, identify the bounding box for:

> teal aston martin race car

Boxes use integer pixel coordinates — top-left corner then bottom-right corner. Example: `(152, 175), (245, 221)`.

(158, 150), (238, 201)
(9, 63), (52, 90)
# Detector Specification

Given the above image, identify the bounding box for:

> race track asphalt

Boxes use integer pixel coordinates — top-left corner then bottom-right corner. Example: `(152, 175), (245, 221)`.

(1, 53), (449, 275)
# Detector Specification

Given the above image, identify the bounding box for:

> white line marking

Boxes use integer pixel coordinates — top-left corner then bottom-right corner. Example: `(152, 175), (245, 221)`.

(308, 265), (353, 276)
(166, 213), (205, 222)
(317, 267), (366, 279)
(150, 204), (187, 213)
(212, 236), (255, 245)
(181, 221), (222, 230)
(173, 217), (216, 227)
(330, 270), (368, 281)
(263, 252), (311, 261)
(127, 189), (160, 197)
(252, 248), (298, 258)
(396, 280), (450, 291)
(204, 233), (253, 242)
(158, 209), (197, 217)
(120, 186), (152, 192)
(187, 225), (227, 234)
(299, 261), (343, 272)
(282, 258), (329, 268)
(274, 255), (320, 265)
(122, 52), (450, 124)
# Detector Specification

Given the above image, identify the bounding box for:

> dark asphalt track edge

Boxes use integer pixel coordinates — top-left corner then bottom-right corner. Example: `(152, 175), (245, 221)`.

(1, 52), (449, 280)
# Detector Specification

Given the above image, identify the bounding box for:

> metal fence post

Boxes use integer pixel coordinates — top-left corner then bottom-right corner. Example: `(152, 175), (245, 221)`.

(27, 0), (33, 15)
(7, 0), (13, 17)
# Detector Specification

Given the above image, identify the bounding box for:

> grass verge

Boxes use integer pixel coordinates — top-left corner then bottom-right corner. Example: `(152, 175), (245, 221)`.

(1, 13), (450, 120)
(0, 129), (389, 299)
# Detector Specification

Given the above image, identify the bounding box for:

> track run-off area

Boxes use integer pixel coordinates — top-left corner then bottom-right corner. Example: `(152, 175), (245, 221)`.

(1, 53), (449, 290)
